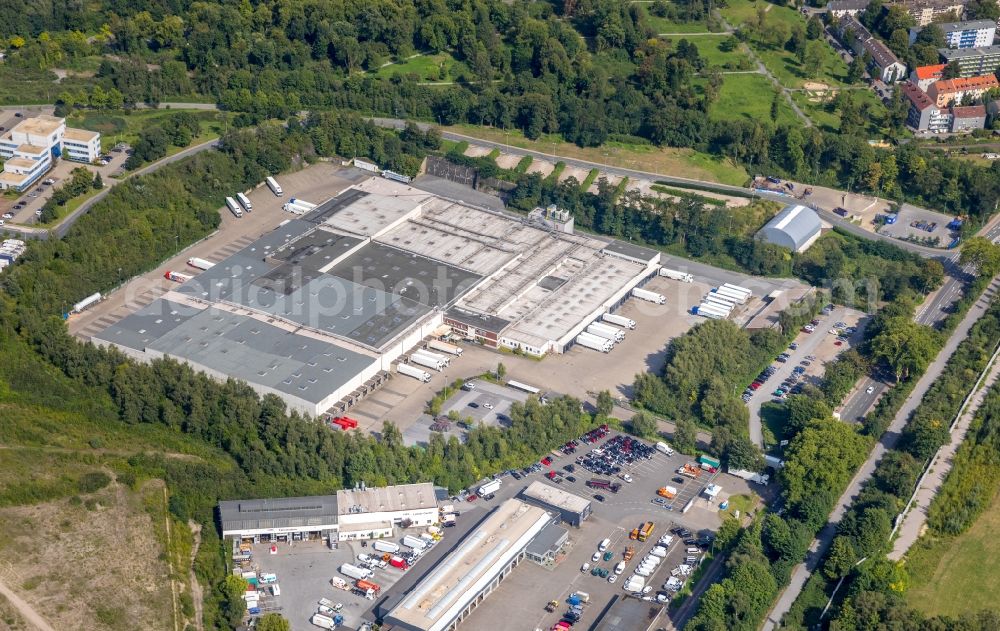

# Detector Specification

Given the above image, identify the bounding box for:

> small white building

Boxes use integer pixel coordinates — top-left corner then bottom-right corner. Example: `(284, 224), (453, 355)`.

(336, 483), (439, 541)
(0, 115), (102, 191)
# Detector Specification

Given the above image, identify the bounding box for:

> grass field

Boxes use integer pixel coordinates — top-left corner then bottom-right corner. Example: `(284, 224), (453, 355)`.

(688, 36), (753, 70)
(755, 45), (851, 89)
(374, 53), (464, 82)
(719, 0), (802, 31)
(791, 89), (887, 133)
(638, 4), (712, 33)
(68, 109), (227, 151)
(0, 66), (92, 106)
(905, 490), (1000, 617)
(710, 74), (799, 127)
(447, 124), (749, 185)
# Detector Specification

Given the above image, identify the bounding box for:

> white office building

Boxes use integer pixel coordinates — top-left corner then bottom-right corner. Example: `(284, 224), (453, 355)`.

(0, 115), (102, 191)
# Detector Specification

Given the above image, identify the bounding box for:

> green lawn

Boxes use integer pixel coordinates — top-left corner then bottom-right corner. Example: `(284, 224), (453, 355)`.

(374, 53), (464, 82)
(0, 66), (92, 106)
(755, 44), (851, 89)
(638, 4), (712, 33)
(905, 489), (1000, 617)
(689, 36), (754, 70)
(719, 0), (802, 31)
(68, 109), (228, 152)
(710, 74), (799, 127)
(791, 89), (887, 134)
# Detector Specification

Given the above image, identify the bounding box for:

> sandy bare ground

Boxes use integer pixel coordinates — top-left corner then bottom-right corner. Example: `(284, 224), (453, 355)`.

(0, 579), (54, 631)
(587, 173), (622, 194)
(526, 159), (555, 177)
(495, 153), (523, 170)
(463, 145), (493, 158)
(0, 480), (175, 631)
(559, 165), (591, 183)
(803, 81), (830, 92)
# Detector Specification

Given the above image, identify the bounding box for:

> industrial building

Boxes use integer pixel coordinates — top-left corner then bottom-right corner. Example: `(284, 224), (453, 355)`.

(756, 205), (822, 253)
(524, 521), (569, 565)
(93, 176), (659, 416)
(218, 483), (439, 543)
(381, 499), (552, 631)
(519, 480), (592, 527)
(0, 115), (101, 191)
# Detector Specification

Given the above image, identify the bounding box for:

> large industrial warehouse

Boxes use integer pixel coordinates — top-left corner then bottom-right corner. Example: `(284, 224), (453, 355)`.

(93, 176), (659, 416)
(381, 499), (552, 631)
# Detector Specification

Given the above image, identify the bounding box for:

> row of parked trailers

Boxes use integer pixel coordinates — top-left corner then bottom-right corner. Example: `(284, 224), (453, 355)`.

(694, 284), (752, 320)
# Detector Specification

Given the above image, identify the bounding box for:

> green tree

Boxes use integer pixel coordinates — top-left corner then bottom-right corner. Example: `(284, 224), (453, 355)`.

(630, 411), (658, 438)
(596, 390), (614, 417)
(824, 535), (858, 580)
(496, 362), (507, 381)
(256, 614), (291, 631)
(847, 56), (865, 84)
(725, 435), (763, 471)
(959, 236), (1000, 277)
(673, 419), (698, 454)
(869, 319), (937, 382)
(93, 172), (103, 190)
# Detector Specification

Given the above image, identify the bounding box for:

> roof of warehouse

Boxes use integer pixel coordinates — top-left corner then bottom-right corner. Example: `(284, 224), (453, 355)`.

(444, 307), (510, 334)
(385, 500), (551, 631)
(219, 495), (339, 533)
(337, 483), (437, 516)
(521, 481), (591, 514)
(526, 521), (569, 557)
(601, 240), (661, 264)
(93, 298), (377, 405)
(757, 204), (822, 248)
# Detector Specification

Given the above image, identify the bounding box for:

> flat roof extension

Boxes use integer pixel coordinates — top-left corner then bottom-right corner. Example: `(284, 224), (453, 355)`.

(337, 482), (438, 516)
(521, 480), (591, 514)
(219, 495), (339, 533)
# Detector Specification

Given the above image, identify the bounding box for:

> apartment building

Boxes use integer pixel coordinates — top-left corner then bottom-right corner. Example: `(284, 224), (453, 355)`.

(910, 19), (996, 49)
(910, 64), (946, 90)
(939, 45), (1000, 77)
(927, 74), (999, 107)
(827, 0), (870, 17)
(901, 81), (988, 131)
(838, 15), (908, 83)
(0, 115), (102, 191)
(890, 0), (967, 26)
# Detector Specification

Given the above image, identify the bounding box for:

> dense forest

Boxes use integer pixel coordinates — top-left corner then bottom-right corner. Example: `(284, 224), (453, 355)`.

(3, 0), (1000, 221)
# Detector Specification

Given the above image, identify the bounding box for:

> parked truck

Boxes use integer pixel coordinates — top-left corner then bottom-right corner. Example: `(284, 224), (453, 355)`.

(478, 479), (501, 497)
(339, 563), (373, 581)
(712, 287), (747, 305)
(602, 313), (636, 329)
(695, 303), (730, 319)
(288, 197), (317, 210)
(389, 556), (409, 570)
(428, 339), (463, 356)
(677, 463), (703, 478)
(355, 579), (381, 599)
(311, 613), (335, 629)
(282, 201), (312, 214)
(236, 192), (253, 211)
(659, 268), (694, 282)
(586, 478), (622, 493)
(414, 349), (450, 366)
(728, 468), (770, 485)
(657, 486), (678, 499)
(402, 534), (428, 550)
(187, 257), (215, 270)
(576, 332), (613, 353)
(720, 283), (752, 301)
(373, 540), (400, 554)
(410, 353), (446, 372)
(632, 287), (666, 305)
(72, 292), (102, 314)
(266, 176), (283, 196)
(225, 196), (244, 218)
(397, 362), (432, 382)
(164, 271), (192, 283)
(586, 322), (625, 342)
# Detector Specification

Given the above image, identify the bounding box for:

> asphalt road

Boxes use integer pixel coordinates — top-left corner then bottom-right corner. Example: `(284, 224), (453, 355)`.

(762, 269), (1000, 629)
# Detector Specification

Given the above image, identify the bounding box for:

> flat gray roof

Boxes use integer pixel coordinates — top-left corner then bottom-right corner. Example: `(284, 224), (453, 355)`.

(525, 521), (568, 558)
(940, 45), (1000, 59)
(337, 483), (437, 516)
(325, 242), (482, 309)
(521, 481), (592, 514)
(219, 495), (338, 533)
(444, 307), (510, 334)
(601, 240), (661, 264)
(94, 299), (377, 405)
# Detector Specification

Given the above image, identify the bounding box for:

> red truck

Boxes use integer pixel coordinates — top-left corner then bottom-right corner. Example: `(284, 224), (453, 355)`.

(586, 478), (621, 493)
(389, 556), (409, 570)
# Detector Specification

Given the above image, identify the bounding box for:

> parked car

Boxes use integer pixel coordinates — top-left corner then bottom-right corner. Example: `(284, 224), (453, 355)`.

(866, 385), (875, 394)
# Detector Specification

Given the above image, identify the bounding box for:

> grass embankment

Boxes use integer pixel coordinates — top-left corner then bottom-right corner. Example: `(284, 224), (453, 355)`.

(67, 109), (228, 153)
(446, 124), (748, 185)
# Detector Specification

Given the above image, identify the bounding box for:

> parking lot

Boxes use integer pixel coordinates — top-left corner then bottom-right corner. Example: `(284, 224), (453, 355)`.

(746, 304), (870, 446)
(401, 379), (532, 446)
(457, 430), (754, 631)
(876, 203), (956, 245)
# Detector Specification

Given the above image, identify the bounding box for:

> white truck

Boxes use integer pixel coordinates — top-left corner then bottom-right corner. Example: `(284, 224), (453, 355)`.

(714, 287), (748, 305)
(478, 479), (501, 497)
(414, 349), (450, 366)
(289, 197), (317, 210)
(311, 613), (335, 629)
(700, 295), (736, 311)
(655, 442), (675, 456)
(266, 176), (283, 196)
(720, 283), (752, 301)
(428, 339), (463, 356)
(576, 332), (613, 353)
(402, 535), (428, 550)
(236, 192), (253, 211)
(696, 303), (730, 319)
(187, 257), (215, 270)
(632, 287), (666, 305)
(410, 353), (445, 372)
(225, 196), (243, 218)
(397, 362), (431, 382)
(659, 267), (694, 282)
(586, 322), (625, 342)
(282, 201), (311, 214)
(728, 468), (770, 485)
(373, 540), (400, 554)
(339, 563), (373, 581)
(602, 313), (636, 329)
(708, 290), (742, 307)
(72, 292), (102, 313)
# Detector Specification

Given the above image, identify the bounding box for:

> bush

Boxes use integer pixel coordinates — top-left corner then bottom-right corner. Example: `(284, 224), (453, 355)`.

(77, 471), (111, 494)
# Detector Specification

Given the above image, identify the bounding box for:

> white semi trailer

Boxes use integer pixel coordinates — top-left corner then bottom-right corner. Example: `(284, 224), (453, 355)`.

(586, 322), (624, 342)
(288, 197), (317, 210)
(414, 349), (450, 366)
(696, 304), (729, 319)
(225, 196), (243, 218)
(632, 287), (666, 305)
(720, 283), (752, 301)
(187, 257), (215, 270)
(576, 332), (613, 353)
(428, 339), (463, 356)
(397, 363), (432, 382)
(713, 287), (748, 304)
(266, 176), (283, 196)
(702, 294), (737, 310)
(410, 353), (445, 372)
(659, 268), (694, 282)
(602, 313), (636, 329)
